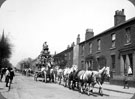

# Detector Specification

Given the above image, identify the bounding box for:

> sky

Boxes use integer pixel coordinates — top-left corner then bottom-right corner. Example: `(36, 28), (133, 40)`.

(0, 0), (134, 66)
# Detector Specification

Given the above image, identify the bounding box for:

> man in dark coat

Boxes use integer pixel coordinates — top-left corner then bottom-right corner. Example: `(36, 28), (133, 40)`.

(10, 69), (15, 84)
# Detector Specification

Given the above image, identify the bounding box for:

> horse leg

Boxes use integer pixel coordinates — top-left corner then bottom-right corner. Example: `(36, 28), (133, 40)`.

(90, 82), (96, 93)
(64, 78), (67, 87)
(53, 73), (55, 83)
(58, 76), (60, 84)
(87, 83), (90, 95)
(97, 81), (103, 96)
(80, 82), (84, 93)
(44, 72), (46, 83)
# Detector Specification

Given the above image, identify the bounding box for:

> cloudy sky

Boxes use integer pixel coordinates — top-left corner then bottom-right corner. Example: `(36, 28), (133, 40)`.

(0, 0), (134, 66)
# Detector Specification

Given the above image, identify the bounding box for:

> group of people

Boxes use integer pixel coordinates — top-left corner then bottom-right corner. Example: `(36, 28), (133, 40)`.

(0, 67), (15, 87)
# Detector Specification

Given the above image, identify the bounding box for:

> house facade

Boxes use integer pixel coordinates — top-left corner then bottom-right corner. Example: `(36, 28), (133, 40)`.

(78, 9), (135, 86)
(53, 45), (74, 69)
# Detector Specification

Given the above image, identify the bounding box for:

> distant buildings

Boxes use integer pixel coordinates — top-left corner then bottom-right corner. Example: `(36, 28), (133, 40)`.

(53, 9), (135, 86)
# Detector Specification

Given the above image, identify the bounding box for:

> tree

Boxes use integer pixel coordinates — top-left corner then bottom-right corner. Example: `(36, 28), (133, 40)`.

(0, 32), (12, 69)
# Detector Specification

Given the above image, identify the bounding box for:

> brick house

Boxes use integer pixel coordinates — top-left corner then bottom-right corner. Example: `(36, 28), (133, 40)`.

(78, 9), (135, 86)
(53, 45), (74, 69)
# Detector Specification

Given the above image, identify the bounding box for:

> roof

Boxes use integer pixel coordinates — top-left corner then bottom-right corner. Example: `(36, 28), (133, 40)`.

(79, 17), (135, 45)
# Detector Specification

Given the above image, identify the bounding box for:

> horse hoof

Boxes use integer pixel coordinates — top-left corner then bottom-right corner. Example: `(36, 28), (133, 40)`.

(90, 90), (93, 93)
(80, 88), (83, 93)
(87, 91), (90, 96)
(99, 90), (103, 96)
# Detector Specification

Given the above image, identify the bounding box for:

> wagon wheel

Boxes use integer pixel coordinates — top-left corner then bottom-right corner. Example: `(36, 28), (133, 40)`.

(44, 72), (47, 83)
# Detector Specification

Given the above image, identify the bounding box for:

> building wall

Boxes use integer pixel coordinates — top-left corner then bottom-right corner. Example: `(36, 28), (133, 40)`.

(78, 18), (135, 83)
(53, 46), (73, 68)
(73, 45), (79, 67)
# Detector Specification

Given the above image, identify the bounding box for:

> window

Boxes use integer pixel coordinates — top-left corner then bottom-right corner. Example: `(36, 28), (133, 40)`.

(97, 57), (100, 68)
(122, 54), (133, 75)
(69, 52), (71, 60)
(89, 43), (92, 54)
(111, 33), (116, 48)
(81, 45), (84, 55)
(97, 39), (101, 51)
(111, 55), (115, 69)
(125, 27), (131, 44)
(81, 61), (84, 69)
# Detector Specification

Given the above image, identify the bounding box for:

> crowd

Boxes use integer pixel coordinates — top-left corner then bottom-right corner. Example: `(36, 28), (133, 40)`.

(0, 67), (15, 87)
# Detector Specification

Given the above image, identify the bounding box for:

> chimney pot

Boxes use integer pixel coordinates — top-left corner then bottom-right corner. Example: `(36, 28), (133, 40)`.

(85, 28), (94, 41)
(114, 9), (126, 26)
(76, 34), (80, 45)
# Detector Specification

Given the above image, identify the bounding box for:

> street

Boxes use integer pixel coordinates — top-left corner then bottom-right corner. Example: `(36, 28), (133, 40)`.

(0, 73), (134, 99)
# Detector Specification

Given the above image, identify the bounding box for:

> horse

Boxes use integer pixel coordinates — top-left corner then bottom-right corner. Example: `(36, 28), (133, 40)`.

(75, 67), (110, 95)
(63, 67), (72, 87)
(63, 65), (78, 87)
(90, 66), (110, 95)
(49, 68), (55, 82)
(57, 68), (64, 84)
(39, 63), (53, 83)
(71, 70), (86, 90)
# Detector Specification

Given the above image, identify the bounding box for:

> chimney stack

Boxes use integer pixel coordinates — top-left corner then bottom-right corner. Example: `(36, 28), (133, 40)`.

(85, 28), (94, 41)
(114, 9), (126, 26)
(71, 42), (75, 47)
(76, 34), (80, 45)
(67, 45), (70, 49)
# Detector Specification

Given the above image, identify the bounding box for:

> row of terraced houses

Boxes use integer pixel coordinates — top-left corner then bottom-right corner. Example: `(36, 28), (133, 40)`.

(53, 9), (135, 87)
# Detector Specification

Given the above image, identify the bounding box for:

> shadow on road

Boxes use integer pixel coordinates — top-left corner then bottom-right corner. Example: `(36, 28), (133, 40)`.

(68, 87), (110, 97)
(0, 92), (6, 99)
(0, 88), (4, 90)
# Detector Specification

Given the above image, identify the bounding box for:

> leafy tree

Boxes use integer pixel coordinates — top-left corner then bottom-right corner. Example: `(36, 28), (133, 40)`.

(0, 32), (12, 69)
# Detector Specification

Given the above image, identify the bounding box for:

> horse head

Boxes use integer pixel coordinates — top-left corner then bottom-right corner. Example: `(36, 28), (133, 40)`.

(104, 67), (110, 78)
(101, 66), (110, 82)
(72, 65), (78, 72)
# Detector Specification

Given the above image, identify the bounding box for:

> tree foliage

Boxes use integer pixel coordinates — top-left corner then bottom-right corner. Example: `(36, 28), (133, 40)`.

(0, 32), (12, 69)
(17, 58), (32, 71)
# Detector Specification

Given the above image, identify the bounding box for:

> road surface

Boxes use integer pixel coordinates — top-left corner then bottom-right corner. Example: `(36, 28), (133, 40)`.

(0, 73), (134, 99)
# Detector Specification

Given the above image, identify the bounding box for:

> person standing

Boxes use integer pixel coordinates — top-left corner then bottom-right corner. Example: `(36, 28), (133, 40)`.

(0, 68), (5, 81)
(10, 69), (15, 84)
(123, 74), (129, 89)
(5, 68), (10, 87)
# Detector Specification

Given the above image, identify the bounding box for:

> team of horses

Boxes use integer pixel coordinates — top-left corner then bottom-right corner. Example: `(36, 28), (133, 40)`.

(55, 65), (110, 95)
(34, 64), (110, 96)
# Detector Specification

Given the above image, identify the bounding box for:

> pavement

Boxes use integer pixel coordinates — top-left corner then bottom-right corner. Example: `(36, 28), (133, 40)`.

(101, 82), (135, 95)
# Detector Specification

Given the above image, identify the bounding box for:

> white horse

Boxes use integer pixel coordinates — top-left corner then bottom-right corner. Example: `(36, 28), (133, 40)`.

(63, 65), (78, 87)
(90, 66), (110, 95)
(57, 68), (64, 84)
(77, 66), (110, 95)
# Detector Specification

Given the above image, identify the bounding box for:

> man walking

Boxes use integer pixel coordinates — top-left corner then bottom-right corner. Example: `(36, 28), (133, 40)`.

(5, 67), (10, 87)
(10, 69), (15, 83)
(123, 74), (129, 89)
